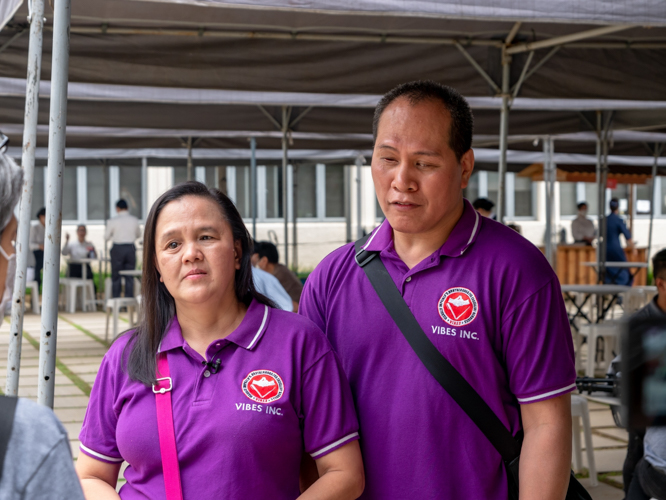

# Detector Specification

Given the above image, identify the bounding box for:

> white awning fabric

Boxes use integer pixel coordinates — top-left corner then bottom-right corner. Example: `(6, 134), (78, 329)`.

(135, 0), (666, 26)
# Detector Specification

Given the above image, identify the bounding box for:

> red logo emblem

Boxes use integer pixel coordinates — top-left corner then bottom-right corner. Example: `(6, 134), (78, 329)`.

(438, 287), (478, 327)
(241, 370), (284, 404)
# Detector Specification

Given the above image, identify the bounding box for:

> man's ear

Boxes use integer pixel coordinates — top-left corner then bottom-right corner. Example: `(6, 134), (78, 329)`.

(460, 149), (475, 189)
(656, 276), (666, 293)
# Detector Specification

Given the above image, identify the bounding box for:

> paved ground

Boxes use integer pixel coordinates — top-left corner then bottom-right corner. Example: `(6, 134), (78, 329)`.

(0, 311), (628, 498)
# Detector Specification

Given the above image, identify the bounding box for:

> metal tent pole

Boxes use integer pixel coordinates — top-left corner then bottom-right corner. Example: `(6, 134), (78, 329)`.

(292, 163), (298, 272)
(496, 51), (511, 224)
(647, 144), (662, 267)
(599, 130), (610, 284)
(344, 165), (352, 243)
(38, 0), (72, 409)
(543, 138), (554, 265)
(355, 155), (364, 239)
(281, 107), (289, 267)
(186, 136), (193, 181)
(250, 137), (257, 240)
(595, 113), (603, 283)
(7, 0), (46, 396)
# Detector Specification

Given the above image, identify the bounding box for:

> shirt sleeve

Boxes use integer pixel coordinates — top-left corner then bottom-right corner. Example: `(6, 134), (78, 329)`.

(621, 219), (632, 240)
(299, 267), (327, 332)
(301, 350), (359, 459)
(501, 277), (577, 404)
(61, 243), (70, 256)
(104, 221), (113, 242)
(25, 435), (86, 500)
(79, 351), (125, 464)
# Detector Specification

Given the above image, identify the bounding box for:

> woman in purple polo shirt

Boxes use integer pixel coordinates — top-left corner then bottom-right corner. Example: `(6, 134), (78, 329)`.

(76, 182), (363, 499)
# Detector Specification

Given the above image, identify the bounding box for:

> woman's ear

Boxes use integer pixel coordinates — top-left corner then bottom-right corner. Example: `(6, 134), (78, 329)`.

(234, 241), (242, 270)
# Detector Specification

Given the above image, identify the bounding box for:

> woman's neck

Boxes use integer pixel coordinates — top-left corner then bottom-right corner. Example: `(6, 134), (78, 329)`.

(175, 295), (247, 359)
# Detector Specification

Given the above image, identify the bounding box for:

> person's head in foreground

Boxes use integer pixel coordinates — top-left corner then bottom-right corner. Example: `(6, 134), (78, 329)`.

(76, 181), (363, 499)
(0, 154), (23, 313)
(372, 80), (475, 248)
(472, 198), (495, 218)
(577, 202), (588, 215)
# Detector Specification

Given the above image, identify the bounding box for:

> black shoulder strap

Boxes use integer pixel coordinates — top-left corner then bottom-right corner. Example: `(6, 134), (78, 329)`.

(354, 236), (521, 463)
(0, 396), (18, 480)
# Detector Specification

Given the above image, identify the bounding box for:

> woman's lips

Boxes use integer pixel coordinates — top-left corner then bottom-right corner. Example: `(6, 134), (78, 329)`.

(184, 269), (207, 279)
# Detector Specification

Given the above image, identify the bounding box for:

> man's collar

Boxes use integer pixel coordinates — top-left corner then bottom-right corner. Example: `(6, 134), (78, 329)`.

(362, 198), (482, 258)
(158, 299), (271, 353)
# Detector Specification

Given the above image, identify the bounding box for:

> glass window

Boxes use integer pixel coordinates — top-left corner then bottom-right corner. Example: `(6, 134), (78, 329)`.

(636, 183), (652, 215)
(487, 172), (498, 206)
(325, 165), (344, 218)
(610, 183), (630, 215)
(463, 172), (479, 202)
(119, 167), (143, 219)
(295, 165), (317, 218)
(376, 195), (384, 220)
(86, 166), (106, 220)
(205, 166), (227, 193)
(559, 182), (577, 216)
(31, 166), (45, 220)
(173, 167), (188, 186)
(265, 166), (283, 219)
(62, 167), (78, 221)
(514, 177), (533, 217)
(235, 166), (251, 218)
(581, 183), (598, 217)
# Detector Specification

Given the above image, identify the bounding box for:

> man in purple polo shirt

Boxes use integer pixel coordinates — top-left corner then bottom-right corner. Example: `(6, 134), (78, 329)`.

(300, 81), (576, 499)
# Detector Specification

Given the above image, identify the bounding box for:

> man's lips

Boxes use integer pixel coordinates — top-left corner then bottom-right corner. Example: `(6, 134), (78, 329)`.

(390, 201), (420, 209)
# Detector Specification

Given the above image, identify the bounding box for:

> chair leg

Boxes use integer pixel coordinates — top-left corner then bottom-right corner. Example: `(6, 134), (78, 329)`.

(572, 414), (582, 473)
(586, 332), (597, 377)
(68, 285), (76, 314)
(580, 400), (598, 487)
(128, 306), (135, 328)
(105, 308), (110, 344)
(113, 305), (119, 340)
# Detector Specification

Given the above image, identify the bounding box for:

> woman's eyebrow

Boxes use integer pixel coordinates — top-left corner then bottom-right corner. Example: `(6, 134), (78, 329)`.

(159, 225), (219, 242)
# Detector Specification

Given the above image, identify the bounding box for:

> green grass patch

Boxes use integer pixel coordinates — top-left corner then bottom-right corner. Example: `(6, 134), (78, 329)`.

(58, 315), (109, 347)
(19, 327), (92, 397)
(598, 472), (623, 489)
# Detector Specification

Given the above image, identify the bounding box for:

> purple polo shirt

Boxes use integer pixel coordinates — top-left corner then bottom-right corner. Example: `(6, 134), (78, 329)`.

(300, 199), (576, 500)
(79, 299), (359, 499)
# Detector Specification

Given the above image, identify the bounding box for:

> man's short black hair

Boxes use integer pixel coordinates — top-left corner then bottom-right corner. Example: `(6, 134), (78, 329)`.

(653, 249), (666, 281)
(372, 80), (474, 162)
(253, 241), (279, 264)
(577, 202), (588, 210)
(36, 207), (46, 218)
(609, 198), (619, 211)
(472, 198), (494, 212)
(116, 199), (128, 210)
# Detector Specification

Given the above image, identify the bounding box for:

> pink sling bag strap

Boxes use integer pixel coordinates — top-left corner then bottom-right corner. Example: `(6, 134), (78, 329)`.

(153, 352), (184, 500)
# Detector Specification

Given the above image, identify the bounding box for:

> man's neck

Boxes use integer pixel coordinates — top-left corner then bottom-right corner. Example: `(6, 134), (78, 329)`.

(657, 293), (666, 314)
(392, 202), (464, 269)
(265, 262), (277, 274)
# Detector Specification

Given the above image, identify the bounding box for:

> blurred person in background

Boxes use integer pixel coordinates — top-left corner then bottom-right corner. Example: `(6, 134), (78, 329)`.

(105, 199), (141, 298)
(252, 241), (303, 312)
(29, 207), (46, 290)
(605, 198), (634, 285)
(624, 249), (666, 500)
(62, 224), (97, 294)
(572, 202), (595, 245)
(0, 154), (22, 315)
(472, 197), (495, 219)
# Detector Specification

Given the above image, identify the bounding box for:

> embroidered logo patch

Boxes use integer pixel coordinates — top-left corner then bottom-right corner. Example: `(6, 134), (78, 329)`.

(242, 370), (284, 404)
(438, 287), (478, 327)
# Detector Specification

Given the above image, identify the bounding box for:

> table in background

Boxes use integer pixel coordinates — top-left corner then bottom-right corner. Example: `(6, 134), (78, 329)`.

(581, 261), (649, 285)
(561, 284), (631, 326)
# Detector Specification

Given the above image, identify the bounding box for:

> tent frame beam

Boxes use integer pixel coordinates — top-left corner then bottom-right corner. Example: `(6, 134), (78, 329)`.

(506, 24), (633, 54)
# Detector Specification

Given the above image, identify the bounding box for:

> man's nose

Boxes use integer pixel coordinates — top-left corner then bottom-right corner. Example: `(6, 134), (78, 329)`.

(391, 161), (417, 192)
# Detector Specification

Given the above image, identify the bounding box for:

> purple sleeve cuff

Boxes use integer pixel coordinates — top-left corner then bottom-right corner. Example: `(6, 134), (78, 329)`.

(310, 432), (359, 459)
(79, 443), (124, 464)
(515, 382), (577, 404)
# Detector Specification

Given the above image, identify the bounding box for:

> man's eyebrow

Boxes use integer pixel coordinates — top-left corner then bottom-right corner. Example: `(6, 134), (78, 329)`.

(376, 144), (398, 152)
(413, 150), (443, 158)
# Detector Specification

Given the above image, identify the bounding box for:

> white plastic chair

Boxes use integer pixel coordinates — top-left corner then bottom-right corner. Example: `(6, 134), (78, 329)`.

(24, 280), (40, 314)
(104, 278), (138, 342)
(571, 395), (598, 487)
(577, 323), (621, 377)
(59, 278), (95, 313)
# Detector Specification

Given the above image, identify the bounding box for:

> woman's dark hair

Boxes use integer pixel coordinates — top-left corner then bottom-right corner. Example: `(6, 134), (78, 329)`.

(124, 181), (275, 385)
